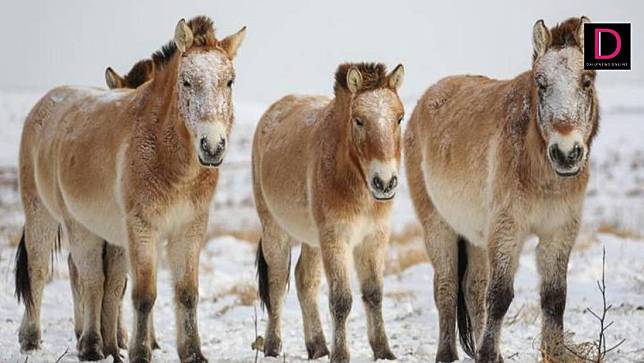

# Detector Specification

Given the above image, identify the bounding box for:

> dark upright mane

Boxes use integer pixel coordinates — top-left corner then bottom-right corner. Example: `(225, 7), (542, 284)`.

(549, 17), (583, 49)
(123, 59), (154, 88)
(151, 15), (218, 69)
(334, 63), (387, 93)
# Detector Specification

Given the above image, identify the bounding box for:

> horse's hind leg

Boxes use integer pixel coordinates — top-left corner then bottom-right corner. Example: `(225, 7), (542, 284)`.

(68, 253), (84, 344)
(256, 221), (291, 357)
(295, 244), (329, 359)
(353, 229), (396, 360)
(101, 243), (128, 362)
(16, 199), (58, 351)
(405, 134), (459, 363)
(463, 242), (489, 348)
(68, 225), (107, 361)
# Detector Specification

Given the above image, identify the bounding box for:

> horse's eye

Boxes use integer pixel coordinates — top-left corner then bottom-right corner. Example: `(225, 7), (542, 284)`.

(535, 75), (547, 91)
(397, 115), (404, 125)
(354, 117), (364, 127)
(582, 77), (593, 90)
(183, 79), (192, 88)
(227, 79), (234, 88)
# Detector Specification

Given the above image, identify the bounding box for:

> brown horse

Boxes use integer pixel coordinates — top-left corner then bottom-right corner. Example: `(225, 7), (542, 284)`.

(15, 16), (246, 362)
(66, 57), (158, 358)
(405, 17), (597, 362)
(105, 59), (155, 89)
(253, 63), (405, 363)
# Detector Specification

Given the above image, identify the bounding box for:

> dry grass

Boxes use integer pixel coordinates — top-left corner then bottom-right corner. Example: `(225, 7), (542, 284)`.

(390, 224), (422, 245)
(596, 223), (642, 240)
(206, 227), (261, 245)
(384, 289), (416, 302)
(385, 246), (429, 276)
(214, 282), (258, 316)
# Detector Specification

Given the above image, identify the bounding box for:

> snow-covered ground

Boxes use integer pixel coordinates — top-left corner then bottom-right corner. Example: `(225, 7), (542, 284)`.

(0, 82), (643, 362)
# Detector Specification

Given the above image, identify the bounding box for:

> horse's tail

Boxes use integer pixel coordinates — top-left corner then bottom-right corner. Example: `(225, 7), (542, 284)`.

(256, 239), (271, 310)
(457, 236), (476, 358)
(14, 229), (32, 309)
(15, 225), (63, 309)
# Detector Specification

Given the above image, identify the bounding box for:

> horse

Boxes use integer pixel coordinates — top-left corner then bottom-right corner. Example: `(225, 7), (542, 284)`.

(105, 59), (155, 89)
(66, 57), (158, 357)
(14, 16), (246, 362)
(253, 62), (405, 363)
(404, 16), (597, 362)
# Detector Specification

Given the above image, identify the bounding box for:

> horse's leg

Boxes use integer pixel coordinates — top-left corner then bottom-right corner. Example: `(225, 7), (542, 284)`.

(423, 218), (460, 363)
(101, 243), (128, 362)
(536, 221), (577, 361)
(17, 198), (58, 352)
(319, 226), (353, 363)
(117, 278), (128, 350)
(464, 242), (489, 346)
(149, 311), (160, 349)
(68, 226), (107, 361)
(353, 227), (396, 360)
(295, 244), (329, 359)
(257, 222), (291, 357)
(477, 216), (521, 363)
(405, 133), (459, 362)
(166, 214), (208, 363)
(68, 253), (84, 345)
(127, 217), (158, 363)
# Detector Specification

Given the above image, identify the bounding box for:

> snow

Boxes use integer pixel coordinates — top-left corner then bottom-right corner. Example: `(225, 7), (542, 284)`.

(0, 81), (643, 362)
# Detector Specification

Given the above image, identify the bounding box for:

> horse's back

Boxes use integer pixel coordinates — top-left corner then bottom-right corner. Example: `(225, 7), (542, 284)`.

(406, 75), (520, 244)
(252, 94), (331, 244)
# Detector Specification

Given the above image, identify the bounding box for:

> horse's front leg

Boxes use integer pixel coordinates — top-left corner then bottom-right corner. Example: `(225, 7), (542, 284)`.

(477, 214), (522, 363)
(127, 217), (159, 363)
(167, 214), (208, 363)
(536, 219), (578, 362)
(353, 226), (396, 360)
(319, 225), (353, 363)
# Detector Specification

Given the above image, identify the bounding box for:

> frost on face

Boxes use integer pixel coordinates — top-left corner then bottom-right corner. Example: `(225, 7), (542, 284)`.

(177, 50), (235, 138)
(351, 89), (402, 158)
(534, 47), (593, 138)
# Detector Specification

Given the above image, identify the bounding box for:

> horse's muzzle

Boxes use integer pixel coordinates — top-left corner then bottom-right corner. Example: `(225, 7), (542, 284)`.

(198, 137), (226, 167)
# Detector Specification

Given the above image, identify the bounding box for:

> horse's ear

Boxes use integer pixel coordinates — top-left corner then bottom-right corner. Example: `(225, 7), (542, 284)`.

(532, 19), (550, 59)
(578, 16), (591, 53)
(346, 67), (363, 94)
(174, 19), (194, 53)
(220, 26), (247, 59)
(387, 64), (405, 91)
(105, 67), (125, 89)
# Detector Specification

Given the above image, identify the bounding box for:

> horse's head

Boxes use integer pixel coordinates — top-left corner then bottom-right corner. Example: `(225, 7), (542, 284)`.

(336, 63), (405, 201)
(105, 59), (154, 89)
(172, 17), (246, 168)
(532, 16), (599, 177)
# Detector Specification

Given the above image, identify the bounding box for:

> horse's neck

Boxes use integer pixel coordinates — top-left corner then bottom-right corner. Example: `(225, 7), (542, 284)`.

(323, 99), (365, 190)
(142, 64), (200, 180)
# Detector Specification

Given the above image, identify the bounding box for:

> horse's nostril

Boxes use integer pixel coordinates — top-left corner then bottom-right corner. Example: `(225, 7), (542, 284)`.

(219, 138), (226, 148)
(372, 176), (384, 191)
(568, 143), (582, 162)
(200, 137), (209, 152)
(388, 176), (398, 190)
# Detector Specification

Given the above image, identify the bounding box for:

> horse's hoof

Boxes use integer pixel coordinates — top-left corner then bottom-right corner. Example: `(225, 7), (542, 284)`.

(151, 339), (161, 350)
(181, 351), (208, 363)
(129, 345), (152, 363)
(104, 344), (123, 363)
(117, 329), (128, 349)
(374, 348), (397, 360)
(263, 335), (282, 357)
(18, 325), (41, 352)
(306, 335), (329, 359)
(476, 349), (504, 363)
(435, 345), (458, 362)
(330, 348), (350, 363)
(78, 332), (104, 361)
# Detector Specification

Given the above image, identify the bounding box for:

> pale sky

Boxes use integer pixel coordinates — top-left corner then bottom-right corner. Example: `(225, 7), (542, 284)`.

(0, 0), (640, 102)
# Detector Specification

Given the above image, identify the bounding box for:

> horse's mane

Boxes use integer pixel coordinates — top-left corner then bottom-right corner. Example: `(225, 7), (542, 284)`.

(549, 17), (583, 49)
(122, 59), (154, 88)
(151, 15), (218, 70)
(334, 63), (387, 93)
